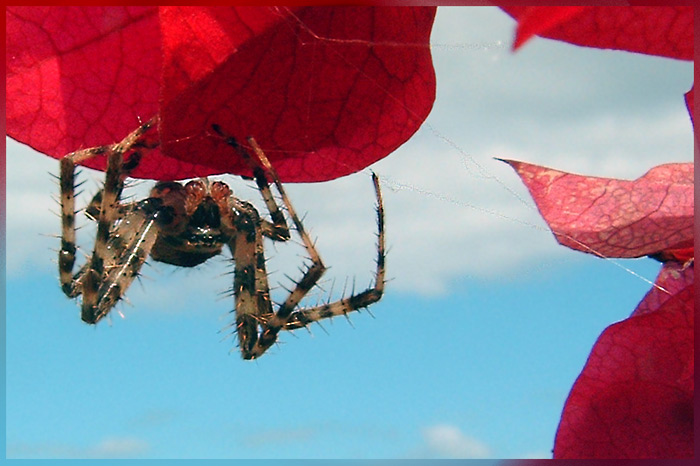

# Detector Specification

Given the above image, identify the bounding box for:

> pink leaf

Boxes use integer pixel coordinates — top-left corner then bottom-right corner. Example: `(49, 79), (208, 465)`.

(500, 160), (694, 259)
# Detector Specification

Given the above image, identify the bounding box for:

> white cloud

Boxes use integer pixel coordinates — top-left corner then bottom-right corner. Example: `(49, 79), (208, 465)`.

(421, 424), (491, 459)
(7, 436), (150, 459)
(5, 6), (693, 302)
(91, 436), (150, 458)
(5, 144), (71, 279)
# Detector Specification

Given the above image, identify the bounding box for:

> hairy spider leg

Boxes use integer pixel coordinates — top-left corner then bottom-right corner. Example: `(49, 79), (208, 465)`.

(92, 200), (162, 319)
(211, 131), (320, 358)
(226, 198), (273, 358)
(283, 173), (385, 330)
(229, 165), (307, 358)
(245, 138), (326, 321)
(58, 118), (157, 323)
(210, 124), (291, 244)
(59, 147), (106, 297)
(243, 138), (386, 359)
(224, 167), (297, 358)
(211, 125), (298, 358)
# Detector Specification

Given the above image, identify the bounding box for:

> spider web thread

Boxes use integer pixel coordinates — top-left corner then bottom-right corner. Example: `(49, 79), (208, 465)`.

(278, 7), (679, 298)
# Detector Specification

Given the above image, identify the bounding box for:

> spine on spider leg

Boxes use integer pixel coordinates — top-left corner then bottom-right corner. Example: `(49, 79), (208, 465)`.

(84, 190), (104, 221)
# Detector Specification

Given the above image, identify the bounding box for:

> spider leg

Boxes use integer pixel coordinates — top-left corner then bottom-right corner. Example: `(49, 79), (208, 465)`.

(60, 150), (137, 300)
(226, 199), (274, 359)
(59, 156), (83, 296)
(246, 137), (328, 316)
(283, 174), (385, 330)
(253, 166), (292, 241)
(91, 200), (162, 321)
(243, 139), (386, 358)
(211, 124), (290, 242)
(59, 162), (145, 297)
(58, 118), (157, 322)
(227, 138), (326, 358)
(213, 127), (386, 358)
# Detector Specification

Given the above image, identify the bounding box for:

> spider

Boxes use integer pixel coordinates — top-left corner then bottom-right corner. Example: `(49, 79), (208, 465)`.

(58, 118), (385, 359)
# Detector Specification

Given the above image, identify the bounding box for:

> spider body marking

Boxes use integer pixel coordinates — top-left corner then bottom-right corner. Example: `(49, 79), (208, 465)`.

(58, 118), (385, 359)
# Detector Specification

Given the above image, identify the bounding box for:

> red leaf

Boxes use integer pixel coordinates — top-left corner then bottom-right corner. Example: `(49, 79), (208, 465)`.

(6, 6), (436, 182)
(506, 159), (695, 458)
(554, 262), (694, 458)
(6, 7), (165, 169)
(507, 7), (586, 51)
(500, 160), (694, 259)
(501, 6), (693, 61)
(686, 86), (696, 149)
(497, 7), (695, 459)
(686, 86), (694, 124)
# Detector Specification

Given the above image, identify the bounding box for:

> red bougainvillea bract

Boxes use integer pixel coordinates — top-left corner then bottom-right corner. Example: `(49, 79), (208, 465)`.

(6, 6), (436, 182)
(5, 5), (694, 459)
(501, 6), (694, 459)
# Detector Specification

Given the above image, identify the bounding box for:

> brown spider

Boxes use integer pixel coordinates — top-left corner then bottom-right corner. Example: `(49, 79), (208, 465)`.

(58, 118), (385, 359)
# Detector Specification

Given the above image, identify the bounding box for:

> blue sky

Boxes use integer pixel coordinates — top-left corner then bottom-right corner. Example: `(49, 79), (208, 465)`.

(4, 7), (694, 460)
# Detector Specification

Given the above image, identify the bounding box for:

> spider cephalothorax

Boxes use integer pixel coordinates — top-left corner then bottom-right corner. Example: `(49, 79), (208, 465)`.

(58, 119), (385, 359)
(147, 179), (239, 267)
